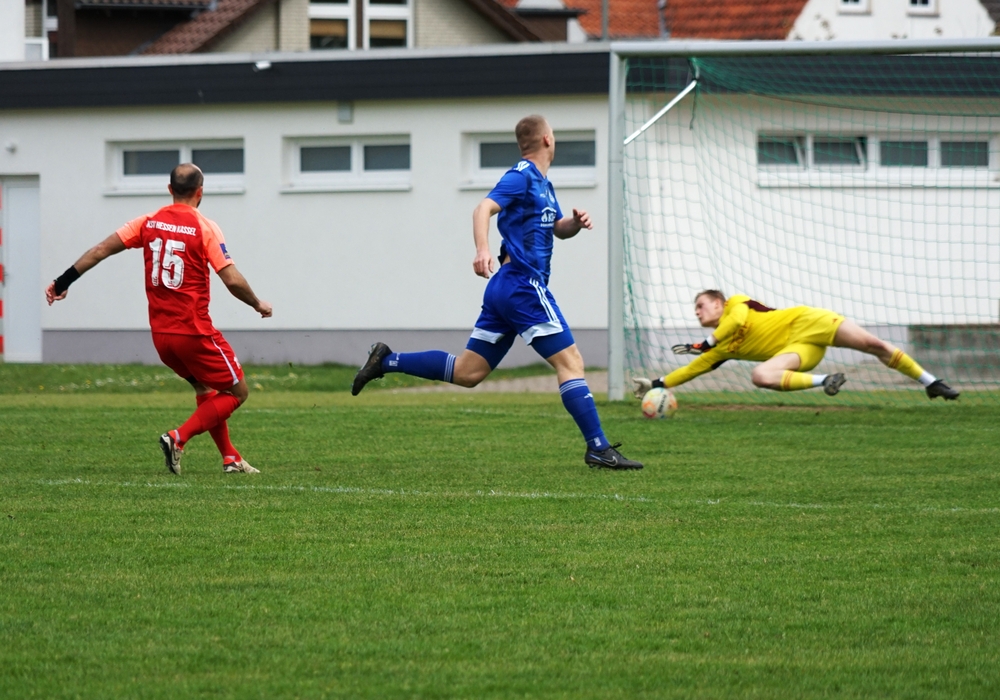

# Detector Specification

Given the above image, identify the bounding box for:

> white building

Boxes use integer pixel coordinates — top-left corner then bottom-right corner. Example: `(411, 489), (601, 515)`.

(0, 45), (611, 365)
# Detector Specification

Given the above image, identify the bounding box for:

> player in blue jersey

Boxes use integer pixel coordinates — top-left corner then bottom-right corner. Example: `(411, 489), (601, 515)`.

(352, 115), (642, 470)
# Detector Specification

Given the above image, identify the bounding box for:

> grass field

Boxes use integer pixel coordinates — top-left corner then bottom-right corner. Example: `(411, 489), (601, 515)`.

(2, 364), (999, 698)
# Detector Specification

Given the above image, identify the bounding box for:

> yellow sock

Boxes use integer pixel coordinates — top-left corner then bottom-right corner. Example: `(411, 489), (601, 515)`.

(887, 349), (925, 381)
(780, 370), (818, 391)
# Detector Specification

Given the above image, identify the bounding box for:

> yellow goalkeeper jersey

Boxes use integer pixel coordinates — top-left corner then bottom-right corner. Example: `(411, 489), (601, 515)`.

(663, 295), (843, 388)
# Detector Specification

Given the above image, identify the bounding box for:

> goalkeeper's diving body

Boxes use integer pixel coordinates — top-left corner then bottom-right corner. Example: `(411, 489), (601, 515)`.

(633, 290), (960, 401)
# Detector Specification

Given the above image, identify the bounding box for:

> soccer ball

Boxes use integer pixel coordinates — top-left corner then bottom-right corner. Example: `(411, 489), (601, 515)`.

(641, 387), (677, 419)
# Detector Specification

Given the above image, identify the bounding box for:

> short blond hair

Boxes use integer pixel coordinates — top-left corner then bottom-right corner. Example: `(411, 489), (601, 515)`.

(515, 115), (549, 155)
(695, 289), (726, 304)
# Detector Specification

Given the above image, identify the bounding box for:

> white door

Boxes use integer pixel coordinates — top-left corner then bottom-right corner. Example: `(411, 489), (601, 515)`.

(2, 178), (42, 362)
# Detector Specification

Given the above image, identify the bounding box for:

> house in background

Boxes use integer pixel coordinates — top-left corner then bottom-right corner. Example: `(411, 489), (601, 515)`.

(664, 0), (999, 40)
(5, 0), (669, 62)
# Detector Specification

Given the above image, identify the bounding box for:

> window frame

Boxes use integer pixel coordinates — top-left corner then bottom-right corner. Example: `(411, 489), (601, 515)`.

(756, 135), (806, 169)
(106, 140), (245, 197)
(460, 130), (598, 190)
(837, 0), (870, 14)
(907, 0), (939, 16)
(757, 132), (998, 189)
(283, 134), (412, 193)
(364, 0), (412, 49)
(309, 0), (356, 50)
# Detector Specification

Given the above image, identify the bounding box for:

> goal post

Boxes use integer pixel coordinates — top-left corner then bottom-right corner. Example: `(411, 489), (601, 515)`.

(607, 38), (1000, 404)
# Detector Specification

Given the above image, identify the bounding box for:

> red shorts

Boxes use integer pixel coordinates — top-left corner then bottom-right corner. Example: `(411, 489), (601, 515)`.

(152, 330), (244, 391)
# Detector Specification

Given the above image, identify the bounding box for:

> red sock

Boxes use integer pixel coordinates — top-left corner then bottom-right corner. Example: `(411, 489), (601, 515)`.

(177, 392), (241, 446)
(196, 392), (241, 462)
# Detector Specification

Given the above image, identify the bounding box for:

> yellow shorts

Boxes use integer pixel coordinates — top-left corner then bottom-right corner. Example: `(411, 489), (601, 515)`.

(775, 307), (845, 372)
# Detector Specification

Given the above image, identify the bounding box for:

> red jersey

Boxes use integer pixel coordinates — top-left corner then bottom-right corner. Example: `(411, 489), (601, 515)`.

(116, 203), (233, 335)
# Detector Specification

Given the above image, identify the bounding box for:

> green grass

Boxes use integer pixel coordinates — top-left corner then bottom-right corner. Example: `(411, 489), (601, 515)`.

(1, 383), (998, 697)
(0, 361), (560, 395)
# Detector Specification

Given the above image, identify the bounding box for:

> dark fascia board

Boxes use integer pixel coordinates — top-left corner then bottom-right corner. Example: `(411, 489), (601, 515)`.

(0, 45), (610, 110)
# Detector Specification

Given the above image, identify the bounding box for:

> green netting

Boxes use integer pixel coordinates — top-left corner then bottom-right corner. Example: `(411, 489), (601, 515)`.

(621, 54), (1000, 406)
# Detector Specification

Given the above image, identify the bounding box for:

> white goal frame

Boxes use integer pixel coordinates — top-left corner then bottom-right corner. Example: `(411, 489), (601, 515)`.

(607, 37), (1000, 400)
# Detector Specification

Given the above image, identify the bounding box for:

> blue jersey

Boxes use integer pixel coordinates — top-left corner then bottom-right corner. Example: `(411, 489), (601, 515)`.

(487, 160), (563, 286)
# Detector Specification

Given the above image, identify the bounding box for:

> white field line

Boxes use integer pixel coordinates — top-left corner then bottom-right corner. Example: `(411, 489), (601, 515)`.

(31, 480), (1000, 513)
(35, 479), (651, 503)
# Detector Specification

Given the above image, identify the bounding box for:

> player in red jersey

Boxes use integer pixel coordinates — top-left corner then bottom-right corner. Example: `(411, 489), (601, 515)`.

(45, 163), (272, 475)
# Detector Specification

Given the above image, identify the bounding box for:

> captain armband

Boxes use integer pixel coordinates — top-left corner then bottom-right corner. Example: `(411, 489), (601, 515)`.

(53, 266), (81, 295)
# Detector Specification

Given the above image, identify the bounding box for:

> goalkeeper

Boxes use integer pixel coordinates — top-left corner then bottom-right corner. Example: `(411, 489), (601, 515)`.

(633, 290), (960, 400)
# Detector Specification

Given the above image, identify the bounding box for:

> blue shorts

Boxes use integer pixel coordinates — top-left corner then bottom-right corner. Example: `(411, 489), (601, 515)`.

(466, 264), (575, 369)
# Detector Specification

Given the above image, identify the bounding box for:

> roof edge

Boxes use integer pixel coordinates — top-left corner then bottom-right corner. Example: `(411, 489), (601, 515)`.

(0, 41), (609, 73)
(461, 0), (543, 42)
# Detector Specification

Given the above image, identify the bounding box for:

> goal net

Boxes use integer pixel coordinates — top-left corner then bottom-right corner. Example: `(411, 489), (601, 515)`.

(609, 41), (1000, 405)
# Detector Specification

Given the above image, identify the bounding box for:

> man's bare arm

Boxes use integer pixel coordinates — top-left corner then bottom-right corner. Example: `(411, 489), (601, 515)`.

(472, 198), (501, 279)
(46, 233), (127, 305)
(217, 264), (272, 318)
(554, 208), (593, 240)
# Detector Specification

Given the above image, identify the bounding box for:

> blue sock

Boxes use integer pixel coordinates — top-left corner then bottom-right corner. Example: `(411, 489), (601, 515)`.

(559, 379), (609, 451)
(381, 351), (456, 383)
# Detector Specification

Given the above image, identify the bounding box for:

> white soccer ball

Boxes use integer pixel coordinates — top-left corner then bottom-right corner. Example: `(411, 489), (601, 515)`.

(641, 387), (677, 419)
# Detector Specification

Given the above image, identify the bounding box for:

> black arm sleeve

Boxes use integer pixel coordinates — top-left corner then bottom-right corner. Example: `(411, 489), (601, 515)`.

(53, 266), (81, 295)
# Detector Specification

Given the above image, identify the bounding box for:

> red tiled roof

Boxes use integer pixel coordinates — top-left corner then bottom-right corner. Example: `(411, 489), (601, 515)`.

(497, 0), (660, 39)
(665, 0), (808, 40)
(143, 0), (276, 54)
(575, 0), (660, 38)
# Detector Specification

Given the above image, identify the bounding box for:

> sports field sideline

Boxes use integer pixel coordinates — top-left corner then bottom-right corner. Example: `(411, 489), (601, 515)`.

(1, 363), (998, 698)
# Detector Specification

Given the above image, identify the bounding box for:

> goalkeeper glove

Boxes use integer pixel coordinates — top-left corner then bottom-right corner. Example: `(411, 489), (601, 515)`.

(632, 377), (666, 399)
(632, 377), (652, 400)
(671, 340), (712, 355)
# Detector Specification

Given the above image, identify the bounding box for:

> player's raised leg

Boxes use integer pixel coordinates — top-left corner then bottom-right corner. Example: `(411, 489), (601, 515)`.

(833, 319), (959, 399)
(352, 329), (513, 395)
(750, 350), (845, 395)
(352, 342), (467, 396)
(543, 342), (642, 471)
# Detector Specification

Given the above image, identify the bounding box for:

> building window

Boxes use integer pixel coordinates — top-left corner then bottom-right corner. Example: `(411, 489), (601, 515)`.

(757, 136), (804, 166)
(123, 149), (180, 176)
(758, 132), (996, 187)
(880, 141), (929, 167)
(108, 141), (244, 196)
(838, 0), (870, 14)
(463, 131), (597, 189)
(285, 136), (411, 192)
(310, 0), (410, 49)
(908, 0), (938, 16)
(813, 137), (867, 167)
(364, 144), (410, 170)
(301, 145), (352, 172)
(365, 0), (411, 48)
(310, 0), (354, 50)
(940, 141), (989, 168)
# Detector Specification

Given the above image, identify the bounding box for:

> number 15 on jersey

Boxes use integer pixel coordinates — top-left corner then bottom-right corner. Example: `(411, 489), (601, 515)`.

(149, 238), (186, 290)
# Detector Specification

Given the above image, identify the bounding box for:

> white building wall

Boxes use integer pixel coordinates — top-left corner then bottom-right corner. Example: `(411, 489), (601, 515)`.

(0, 1), (27, 62)
(790, 0), (996, 41)
(0, 95), (607, 342)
